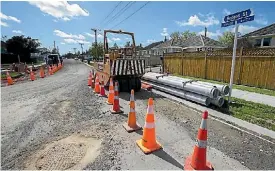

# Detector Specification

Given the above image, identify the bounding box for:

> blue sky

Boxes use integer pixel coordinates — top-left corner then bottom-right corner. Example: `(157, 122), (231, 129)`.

(1, 1), (275, 54)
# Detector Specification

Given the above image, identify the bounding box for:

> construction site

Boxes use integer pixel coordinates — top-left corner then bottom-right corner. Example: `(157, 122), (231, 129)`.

(1, 1), (275, 170)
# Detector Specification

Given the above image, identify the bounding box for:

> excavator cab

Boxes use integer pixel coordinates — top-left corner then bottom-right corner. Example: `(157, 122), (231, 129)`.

(94, 29), (145, 92)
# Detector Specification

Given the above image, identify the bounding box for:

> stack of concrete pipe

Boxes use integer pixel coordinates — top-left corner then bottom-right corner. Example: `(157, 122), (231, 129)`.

(142, 72), (230, 107)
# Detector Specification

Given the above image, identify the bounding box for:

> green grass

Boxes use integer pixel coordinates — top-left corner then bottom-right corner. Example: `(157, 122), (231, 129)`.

(229, 97), (275, 131)
(1, 72), (21, 79)
(174, 74), (275, 97)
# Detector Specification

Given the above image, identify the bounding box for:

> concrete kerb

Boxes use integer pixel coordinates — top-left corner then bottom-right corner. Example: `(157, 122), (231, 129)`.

(82, 61), (275, 141)
(151, 89), (275, 142)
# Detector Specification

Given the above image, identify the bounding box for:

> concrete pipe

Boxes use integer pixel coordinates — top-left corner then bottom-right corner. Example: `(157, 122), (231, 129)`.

(210, 96), (225, 107)
(143, 81), (211, 106)
(142, 73), (219, 98)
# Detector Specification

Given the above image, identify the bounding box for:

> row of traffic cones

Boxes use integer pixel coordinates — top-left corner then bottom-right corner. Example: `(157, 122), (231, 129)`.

(87, 71), (213, 170)
(5, 62), (63, 86)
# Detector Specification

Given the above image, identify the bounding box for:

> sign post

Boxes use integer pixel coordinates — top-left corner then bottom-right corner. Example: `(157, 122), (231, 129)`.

(221, 9), (254, 104)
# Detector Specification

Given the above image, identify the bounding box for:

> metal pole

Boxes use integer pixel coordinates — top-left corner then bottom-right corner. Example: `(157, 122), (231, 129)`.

(228, 22), (239, 103)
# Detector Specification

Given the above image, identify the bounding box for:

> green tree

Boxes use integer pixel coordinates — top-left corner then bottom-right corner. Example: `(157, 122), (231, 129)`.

(5, 35), (41, 62)
(170, 31), (181, 39)
(181, 30), (196, 40)
(89, 42), (103, 60)
(125, 41), (130, 47)
(113, 43), (118, 49)
(218, 31), (234, 47)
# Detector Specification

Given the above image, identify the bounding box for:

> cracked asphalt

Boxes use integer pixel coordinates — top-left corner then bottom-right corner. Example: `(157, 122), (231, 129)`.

(1, 59), (274, 170)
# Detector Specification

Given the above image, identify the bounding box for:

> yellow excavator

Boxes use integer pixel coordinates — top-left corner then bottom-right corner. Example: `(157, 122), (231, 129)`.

(94, 29), (145, 92)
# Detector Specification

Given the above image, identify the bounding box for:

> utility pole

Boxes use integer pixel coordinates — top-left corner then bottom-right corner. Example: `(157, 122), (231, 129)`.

(73, 48), (77, 54)
(91, 28), (101, 60)
(79, 43), (84, 54)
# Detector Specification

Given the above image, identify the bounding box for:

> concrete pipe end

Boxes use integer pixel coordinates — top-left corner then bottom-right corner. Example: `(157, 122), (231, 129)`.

(211, 88), (219, 99)
(222, 85), (230, 95)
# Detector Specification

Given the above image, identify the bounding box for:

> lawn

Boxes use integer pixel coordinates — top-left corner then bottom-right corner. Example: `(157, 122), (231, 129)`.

(174, 74), (275, 97)
(229, 97), (275, 131)
(1, 72), (22, 79)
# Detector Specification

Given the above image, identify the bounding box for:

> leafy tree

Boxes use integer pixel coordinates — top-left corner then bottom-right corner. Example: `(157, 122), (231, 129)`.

(170, 31), (196, 40)
(113, 43), (118, 49)
(5, 35), (41, 62)
(170, 31), (181, 39)
(218, 31), (234, 47)
(125, 41), (130, 47)
(182, 30), (196, 40)
(89, 42), (103, 60)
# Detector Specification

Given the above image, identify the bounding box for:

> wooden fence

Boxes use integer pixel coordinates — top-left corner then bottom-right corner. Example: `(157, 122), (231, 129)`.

(164, 48), (275, 90)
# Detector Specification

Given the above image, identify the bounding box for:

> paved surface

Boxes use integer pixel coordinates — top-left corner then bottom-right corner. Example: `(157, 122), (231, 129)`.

(146, 66), (275, 107)
(232, 89), (275, 107)
(1, 59), (275, 170)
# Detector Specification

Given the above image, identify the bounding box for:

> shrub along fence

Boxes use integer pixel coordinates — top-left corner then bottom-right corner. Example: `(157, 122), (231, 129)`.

(164, 48), (275, 90)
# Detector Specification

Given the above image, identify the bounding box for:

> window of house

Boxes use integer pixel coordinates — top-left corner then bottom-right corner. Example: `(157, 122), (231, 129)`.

(263, 37), (272, 46)
(254, 39), (261, 47)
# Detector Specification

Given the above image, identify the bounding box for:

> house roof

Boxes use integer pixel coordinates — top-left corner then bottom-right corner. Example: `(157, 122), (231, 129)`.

(153, 35), (226, 49)
(143, 41), (164, 50)
(242, 23), (275, 37)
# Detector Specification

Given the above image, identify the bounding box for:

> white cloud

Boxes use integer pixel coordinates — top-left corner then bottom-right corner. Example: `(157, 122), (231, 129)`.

(54, 30), (86, 40)
(29, 1), (89, 21)
(98, 34), (103, 39)
(60, 42), (66, 45)
(160, 28), (169, 37)
(198, 30), (222, 38)
(53, 19), (58, 22)
(107, 38), (112, 43)
(0, 12), (21, 24)
(0, 21), (9, 27)
(85, 32), (94, 37)
(64, 38), (90, 44)
(12, 30), (23, 34)
(255, 15), (268, 25)
(237, 25), (258, 35)
(147, 39), (156, 44)
(223, 9), (231, 15)
(125, 37), (130, 40)
(175, 14), (219, 27)
(112, 37), (120, 41)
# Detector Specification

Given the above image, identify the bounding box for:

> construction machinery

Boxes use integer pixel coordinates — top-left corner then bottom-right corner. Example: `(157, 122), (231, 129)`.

(94, 29), (146, 92)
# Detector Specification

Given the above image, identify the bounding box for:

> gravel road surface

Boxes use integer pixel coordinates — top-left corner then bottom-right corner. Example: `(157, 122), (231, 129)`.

(1, 59), (274, 170)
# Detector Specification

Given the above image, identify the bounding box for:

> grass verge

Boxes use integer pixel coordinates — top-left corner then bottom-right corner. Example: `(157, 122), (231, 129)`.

(174, 74), (275, 97)
(230, 97), (275, 131)
(1, 72), (22, 79)
(212, 97), (275, 131)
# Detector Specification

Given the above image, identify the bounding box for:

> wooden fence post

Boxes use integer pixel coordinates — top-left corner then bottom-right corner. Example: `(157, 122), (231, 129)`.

(204, 50), (207, 79)
(237, 47), (243, 85)
(181, 52), (184, 75)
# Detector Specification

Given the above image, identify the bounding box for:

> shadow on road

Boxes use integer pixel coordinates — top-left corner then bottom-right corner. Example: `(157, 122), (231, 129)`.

(153, 149), (184, 170)
(119, 89), (165, 102)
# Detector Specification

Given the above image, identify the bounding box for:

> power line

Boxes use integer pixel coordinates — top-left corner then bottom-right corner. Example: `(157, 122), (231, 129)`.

(103, 2), (136, 28)
(110, 2), (150, 29)
(100, 1), (122, 27)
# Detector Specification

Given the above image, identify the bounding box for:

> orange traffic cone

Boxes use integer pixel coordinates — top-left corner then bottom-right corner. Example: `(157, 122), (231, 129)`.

(6, 71), (14, 86)
(88, 75), (92, 87)
(30, 69), (35, 81)
(99, 76), (106, 97)
(40, 67), (45, 78)
(184, 111), (214, 170)
(110, 82), (123, 114)
(123, 89), (141, 132)
(106, 78), (114, 105)
(91, 73), (95, 89)
(136, 98), (162, 154)
(93, 75), (100, 94)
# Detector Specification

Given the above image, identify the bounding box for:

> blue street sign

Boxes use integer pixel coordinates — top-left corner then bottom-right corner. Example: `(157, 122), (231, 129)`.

(224, 9), (252, 22)
(237, 15), (255, 24)
(221, 21), (235, 27)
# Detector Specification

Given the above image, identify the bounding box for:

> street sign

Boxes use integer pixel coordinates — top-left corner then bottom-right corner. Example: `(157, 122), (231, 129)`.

(221, 21), (235, 27)
(237, 15), (255, 24)
(224, 9), (252, 22)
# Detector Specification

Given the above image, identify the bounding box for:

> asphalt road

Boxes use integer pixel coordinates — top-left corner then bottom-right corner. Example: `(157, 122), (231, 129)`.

(1, 59), (274, 170)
